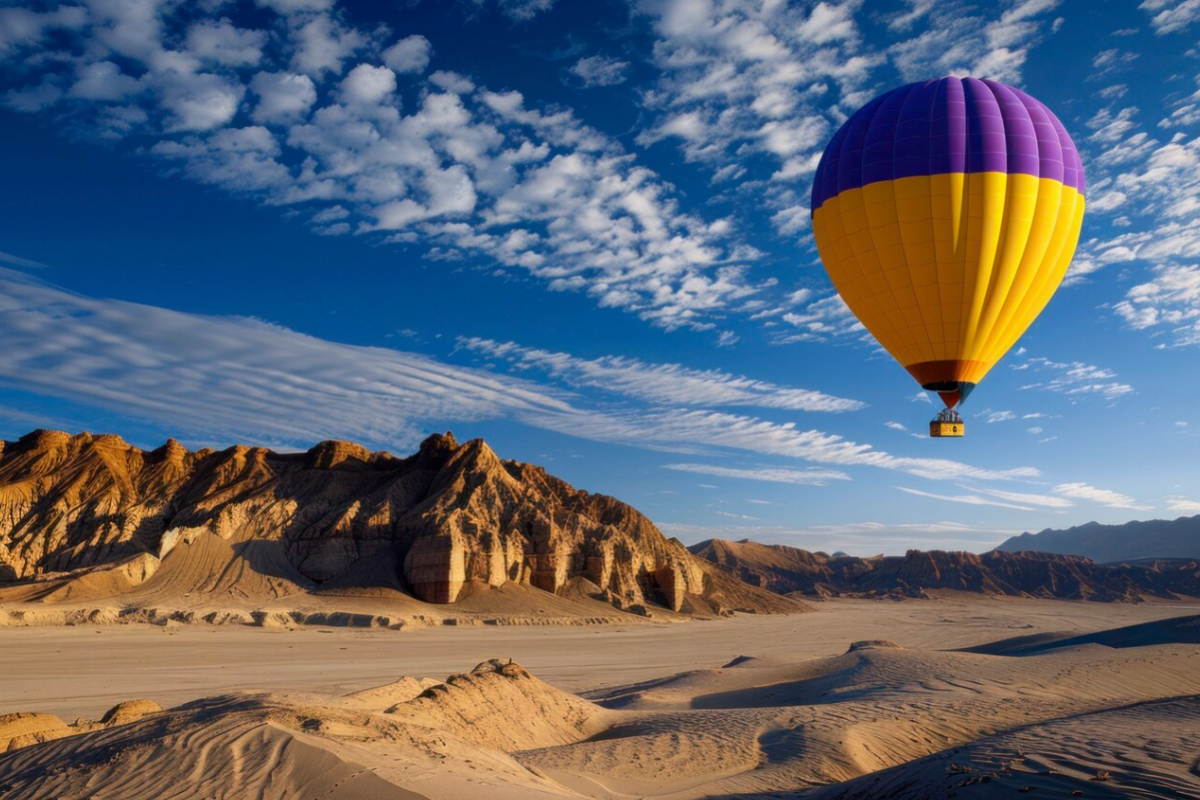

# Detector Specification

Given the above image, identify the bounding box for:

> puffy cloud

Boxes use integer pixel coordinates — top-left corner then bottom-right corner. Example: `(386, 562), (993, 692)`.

(289, 13), (367, 76)
(458, 337), (867, 412)
(0, 4), (88, 58)
(0, 2), (774, 332)
(889, 0), (1063, 84)
(4, 78), (65, 112)
(250, 71), (317, 123)
(150, 127), (291, 194)
(1112, 264), (1200, 347)
(797, 1), (858, 44)
(569, 55), (630, 87)
(339, 63), (396, 105)
(69, 60), (141, 101)
(633, 0), (876, 178)
(1088, 106), (1140, 144)
(382, 34), (432, 74)
(185, 18), (266, 67)
(158, 71), (245, 131)
(775, 293), (865, 344)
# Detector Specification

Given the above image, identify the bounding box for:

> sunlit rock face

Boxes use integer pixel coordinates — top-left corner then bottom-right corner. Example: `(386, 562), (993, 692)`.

(0, 429), (797, 614)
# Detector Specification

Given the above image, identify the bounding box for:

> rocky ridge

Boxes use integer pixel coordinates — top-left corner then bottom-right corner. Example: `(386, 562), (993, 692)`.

(691, 538), (1200, 601)
(0, 429), (798, 617)
(999, 515), (1200, 562)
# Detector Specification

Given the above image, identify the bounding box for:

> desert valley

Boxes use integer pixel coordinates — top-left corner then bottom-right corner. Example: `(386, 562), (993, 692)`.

(1, 429), (1198, 799)
(4, 3), (1200, 796)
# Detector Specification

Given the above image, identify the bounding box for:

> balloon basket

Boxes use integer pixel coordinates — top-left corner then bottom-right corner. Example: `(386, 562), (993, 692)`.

(929, 409), (965, 438)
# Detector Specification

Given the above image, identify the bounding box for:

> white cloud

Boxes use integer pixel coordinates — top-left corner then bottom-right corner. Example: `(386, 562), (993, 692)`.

(0, 2), (776, 333)
(458, 337), (867, 412)
(0, 267), (570, 448)
(159, 72), (246, 132)
(896, 486), (1037, 511)
(250, 71), (317, 123)
(1112, 264), (1200, 347)
(775, 293), (865, 343)
(289, 13), (368, 76)
(1053, 482), (1151, 511)
(633, 0), (878, 187)
(797, 2), (858, 44)
(1139, 0), (1200, 34)
(186, 18), (266, 67)
(1090, 48), (1138, 77)
(889, 0), (1063, 85)
(1088, 106), (1140, 144)
(339, 63), (396, 105)
(465, 0), (557, 20)
(973, 485), (1074, 508)
(715, 510), (761, 520)
(664, 463), (850, 486)
(1166, 496), (1200, 513)
(382, 35), (432, 74)
(569, 55), (630, 87)
(0, 268), (1042, 484)
(0, 4), (87, 57)
(985, 410), (1016, 423)
(1013, 357), (1135, 399)
(69, 61), (142, 101)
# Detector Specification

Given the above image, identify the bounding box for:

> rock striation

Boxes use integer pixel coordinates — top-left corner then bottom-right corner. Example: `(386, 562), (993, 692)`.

(691, 538), (1200, 602)
(0, 430), (798, 615)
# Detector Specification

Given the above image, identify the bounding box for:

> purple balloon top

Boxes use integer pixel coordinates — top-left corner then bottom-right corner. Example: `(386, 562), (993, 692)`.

(811, 77), (1084, 214)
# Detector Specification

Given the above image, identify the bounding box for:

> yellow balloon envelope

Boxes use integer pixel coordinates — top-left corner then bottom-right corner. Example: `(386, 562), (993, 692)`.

(811, 77), (1085, 428)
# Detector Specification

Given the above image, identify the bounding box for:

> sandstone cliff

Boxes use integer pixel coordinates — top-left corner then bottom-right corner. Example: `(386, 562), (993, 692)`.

(0, 430), (799, 616)
(690, 538), (1200, 602)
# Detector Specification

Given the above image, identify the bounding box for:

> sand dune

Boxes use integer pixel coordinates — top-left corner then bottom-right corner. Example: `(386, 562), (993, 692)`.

(810, 696), (1200, 799)
(960, 612), (1200, 655)
(2, 603), (1197, 799)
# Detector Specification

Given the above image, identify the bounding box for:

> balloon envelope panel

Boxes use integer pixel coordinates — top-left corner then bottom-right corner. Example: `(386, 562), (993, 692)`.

(811, 77), (1085, 408)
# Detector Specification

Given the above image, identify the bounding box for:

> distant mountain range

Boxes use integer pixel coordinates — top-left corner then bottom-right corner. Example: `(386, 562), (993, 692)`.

(998, 516), (1200, 563)
(690, 538), (1200, 602)
(0, 429), (798, 617)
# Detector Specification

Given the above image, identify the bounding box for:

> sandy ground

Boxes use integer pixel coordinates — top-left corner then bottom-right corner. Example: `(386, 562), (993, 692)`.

(1, 596), (1193, 719)
(3, 597), (1199, 799)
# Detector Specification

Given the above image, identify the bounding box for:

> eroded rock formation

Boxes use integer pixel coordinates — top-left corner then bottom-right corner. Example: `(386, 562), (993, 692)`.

(0, 429), (797, 615)
(691, 538), (1200, 602)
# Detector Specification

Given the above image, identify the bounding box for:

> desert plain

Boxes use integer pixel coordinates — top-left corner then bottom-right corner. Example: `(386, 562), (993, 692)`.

(3, 595), (1199, 799)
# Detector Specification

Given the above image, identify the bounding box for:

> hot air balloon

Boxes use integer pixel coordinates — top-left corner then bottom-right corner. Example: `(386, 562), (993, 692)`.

(810, 77), (1085, 438)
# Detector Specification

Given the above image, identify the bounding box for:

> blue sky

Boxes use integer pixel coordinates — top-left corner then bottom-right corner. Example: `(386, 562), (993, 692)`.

(1, 0), (1199, 554)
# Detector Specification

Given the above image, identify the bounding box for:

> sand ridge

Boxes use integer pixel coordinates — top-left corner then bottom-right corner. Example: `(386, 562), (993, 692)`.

(2, 605), (1198, 799)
